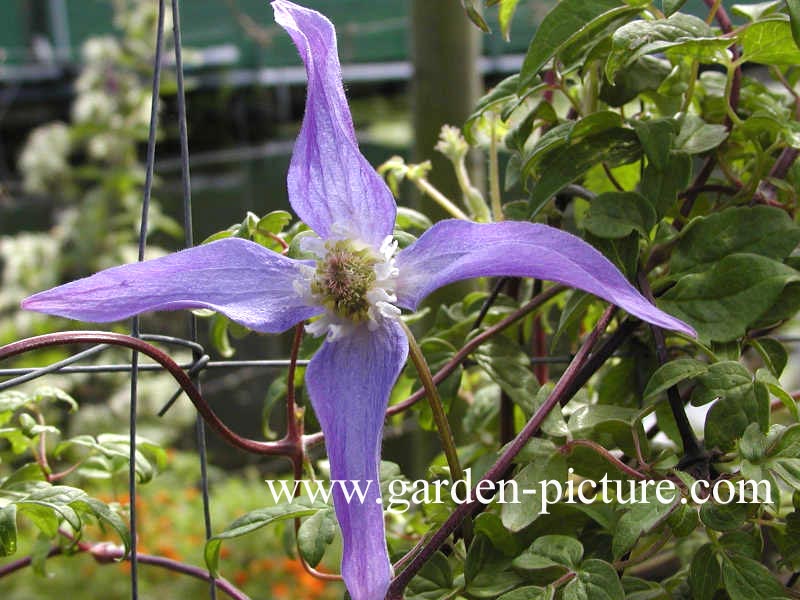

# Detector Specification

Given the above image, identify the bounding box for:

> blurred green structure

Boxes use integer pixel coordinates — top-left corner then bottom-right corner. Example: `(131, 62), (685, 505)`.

(1, 0), (547, 85)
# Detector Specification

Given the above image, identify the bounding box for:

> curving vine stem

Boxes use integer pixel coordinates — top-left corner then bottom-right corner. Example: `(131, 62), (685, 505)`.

(0, 331), (301, 459)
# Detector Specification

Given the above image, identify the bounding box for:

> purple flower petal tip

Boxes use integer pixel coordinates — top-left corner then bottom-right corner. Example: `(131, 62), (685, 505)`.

(272, 0), (396, 248)
(305, 321), (408, 600)
(395, 220), (696, 337)
(21, 238), (321, 334)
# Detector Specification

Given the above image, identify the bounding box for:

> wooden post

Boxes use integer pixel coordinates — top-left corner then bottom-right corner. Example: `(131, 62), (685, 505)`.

(410, 0), (482, 217)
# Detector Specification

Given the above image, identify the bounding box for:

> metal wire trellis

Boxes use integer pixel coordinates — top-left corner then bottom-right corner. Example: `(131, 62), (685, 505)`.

(0, 3), (329, 597)
(0, 3), (577, 599)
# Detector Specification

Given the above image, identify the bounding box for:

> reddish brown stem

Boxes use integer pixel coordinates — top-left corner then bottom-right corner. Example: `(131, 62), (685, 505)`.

(303, 285), (566, 449)
(0, 332), (300, 459)
(29, 408), (52, 478)
(0, 543), (248, 600)
(48, 457), (88, 482)
(533, 315), (548, 384)
(286, 324), (341, 583)
(560, 439), (647, 480)
(286, 324), (304, 442)
(387, 306), (616, 598)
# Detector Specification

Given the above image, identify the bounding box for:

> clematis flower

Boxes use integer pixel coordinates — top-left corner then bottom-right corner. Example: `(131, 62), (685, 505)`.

(22, 1), (694, 598)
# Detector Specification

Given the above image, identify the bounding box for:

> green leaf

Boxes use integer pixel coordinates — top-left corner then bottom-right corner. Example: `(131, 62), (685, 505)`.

(462, 384), (500, 433)
(205, 502), (320, 575)
(600, 55), (673, 107)
(512, 550), (567, 574)
(552, 291), (594, 351)
(571, 111), (625, 140)
(739, 422), (769, 461)
(762, 424), (800, 492)
(583, 192), (656, 238)
(498, 0), (520, 41)
(0, 505), (17, 557)
(210, 314), (235, 358)
(57, 434), (166, 484)
(33, 387), (78, 412)
(462, 0), (491, 32)
(787, 0), (800, 48)
(691, 361), (753, 407)
(473, 336), (540, 415)
(527, 129), (641, 217)
(640, 152), (692, 217)
(558, 5), (645, 70)
(396, 206), (432, 232)
(770, 423), (800, 457)
(30, 534), (51, 577)
(756, 368), (797, 420)
(465, 534), (521, 594)
(465, 74), (523, 143)
(612, 484), (679, 558)
(699, 501), (748, 532)
(621, 577), (669, 599)
(563, 559), (624, 600)
(750, 338), (788, 378)
(658, 253), (800, 342)
(732, 1), (783, 21)
(595, 356), (641, 410)
(524, 113), (623, 174)
(663, 0), (689, 16)
(498, 586), (553, 600)
(0, 463), (48, 491)
(528, 535), (584, 568)
(473, 512), (522, 557)
(631, 118), (676, 170)
(696, 363), (768, 451)
(17, 503), (60, 538)
(568, 404), (642, 456)
(775, 511), (800, 569)
(720, 553), (786, 600)
(0, 427), (29, 455)
(674, 114), (729, 154)
(741, 18), (800, 65)
(82, 497), (131, 558)
(643, 358), (708, 402)
(720, 530), (762, 561)
(256, 210), (292, 235)
(519, 0), (622, 89)
(606, 14), (728, 80)
(532, 386), (569, 441)
(407, 551), (453, 595)
(671, 206), (800, 274)
(17, 486), (86, 533)
(667, 501), (699, 537)
(689, 543), (720, 600)
(706, 393), (768, 453)
(500, 450), (568, 531)
(0, 391), (31, 414)
(252, 210), (291, 250)
(297, 508), (336, 568)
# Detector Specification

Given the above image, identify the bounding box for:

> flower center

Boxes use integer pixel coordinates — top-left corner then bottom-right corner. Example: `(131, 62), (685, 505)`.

(310, 240), (378, 322)
(301, 234), (401, 340)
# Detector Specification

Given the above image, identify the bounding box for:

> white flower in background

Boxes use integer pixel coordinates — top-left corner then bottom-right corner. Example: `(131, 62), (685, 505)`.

(72, 90), (116, 124)
(81, 36), (121, 64)
(18, 122), (71, 194)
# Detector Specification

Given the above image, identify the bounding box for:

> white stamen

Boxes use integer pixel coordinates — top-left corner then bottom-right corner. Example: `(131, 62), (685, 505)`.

(304, 233), (402, 341)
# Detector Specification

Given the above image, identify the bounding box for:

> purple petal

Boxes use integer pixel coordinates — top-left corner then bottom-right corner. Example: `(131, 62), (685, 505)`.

(22, 238), (321, 333)
(395, 220), (696, 336)
(272, 0), (396, 247)
(304, 320), (408, 600)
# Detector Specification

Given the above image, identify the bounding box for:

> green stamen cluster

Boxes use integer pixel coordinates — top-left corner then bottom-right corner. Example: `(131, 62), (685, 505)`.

(311, 240), (378, 322)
